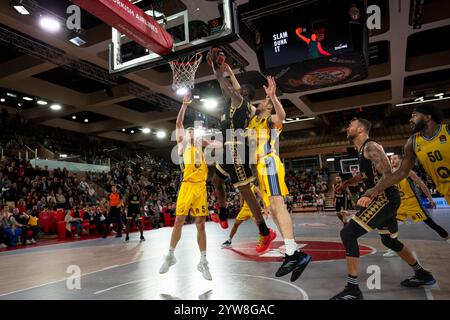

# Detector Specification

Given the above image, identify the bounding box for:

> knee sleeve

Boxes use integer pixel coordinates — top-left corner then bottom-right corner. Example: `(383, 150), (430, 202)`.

(340, 222), (365, 258)
(381, 235), (404, 252)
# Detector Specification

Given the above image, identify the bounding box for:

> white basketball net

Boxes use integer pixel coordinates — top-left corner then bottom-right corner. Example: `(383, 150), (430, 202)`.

(169, 52), (203, 92)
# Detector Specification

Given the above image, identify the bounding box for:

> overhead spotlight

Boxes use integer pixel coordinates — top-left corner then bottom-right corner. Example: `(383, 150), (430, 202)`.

(414, 96), (424, 102)
(68, 30), (87, 47)
(156, 131), (166, 139)
(60, 154), (68, 158)
(72, 116), (77, 120)
(37, 100), (48, 105)
(22, 96), (33, 101)
(435, 93), (444, 98)
(326, 158), (335, 162)
(122, 128), (126, 132)
(39, 16), (61, 33)
(176, 87), (189, 96)
(130, 130), (135, 134)
(84, 118), (89, 123)
(18, 102), (22, 107)
(386, 152), (394, 156)
(10, 0), (30, 15)
(142, 128), (151, 134)
(6, 92), (17, 98)
(0, 98), (5, 103)
(201, 98), (218, 110)
(50, 104), (61, 111)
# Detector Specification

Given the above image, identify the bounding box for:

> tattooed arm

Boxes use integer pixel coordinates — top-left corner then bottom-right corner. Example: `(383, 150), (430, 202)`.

(357, 141), (393, 207)
(361, 137), (417, 203)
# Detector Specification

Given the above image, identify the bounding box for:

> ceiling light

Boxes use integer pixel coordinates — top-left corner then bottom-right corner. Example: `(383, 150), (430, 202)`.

(326, 158), (335, 162)
(11, 1), (30, 15)
(414, 96), (424, 102)
(37, 100), (48, 105)
(176, 87), (188, 96)
(6, 92), (17, 98)
(84, 118), (89, 123)
(156, 131), (166, 139)
(435, 93), (444, 98)
(386, 152), (394, 156)
(50, 104), (62, 111)
(396, 96), (450, 107)
(72, 116), (77, 120)
(122, 128), (126, 132)
(283, 117), (315, 124)
(0, 98), (5, 103)
(201, 98), (218, 110)
(22, 96), (33, 101)
(18, 103), (22, 107)
(142, 128), (151, 134)
(60, 154), (68, 158)
(39, 16), (61, 33)
(130, 130), (135, 134)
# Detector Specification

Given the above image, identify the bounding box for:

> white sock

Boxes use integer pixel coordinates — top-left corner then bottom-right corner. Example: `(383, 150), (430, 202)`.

(228, 238), (232, 243)
(200, 250), (207, 262)
(168, 247), (175, 256)
(284, 239), (298, 256)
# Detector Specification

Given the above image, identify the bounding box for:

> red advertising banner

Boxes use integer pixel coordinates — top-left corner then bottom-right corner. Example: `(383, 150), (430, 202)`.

(72, 0), (173, 55)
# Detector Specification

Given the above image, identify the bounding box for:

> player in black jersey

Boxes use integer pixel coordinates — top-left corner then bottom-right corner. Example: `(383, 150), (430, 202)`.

(332, 176), (351, 226)
(125, 184), (145, 242)
(331, 118), (435, 300)
(209, 57), (276, 254)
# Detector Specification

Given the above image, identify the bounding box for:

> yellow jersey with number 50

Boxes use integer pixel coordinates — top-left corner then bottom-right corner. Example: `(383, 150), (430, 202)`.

(413, 124), (450, 197)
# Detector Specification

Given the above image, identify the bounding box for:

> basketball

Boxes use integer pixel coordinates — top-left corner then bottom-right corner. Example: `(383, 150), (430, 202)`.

(207, 47), (226, 67)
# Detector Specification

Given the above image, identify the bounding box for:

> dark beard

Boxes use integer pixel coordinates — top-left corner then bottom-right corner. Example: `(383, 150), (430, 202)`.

(347, 134), (356, 144)
(412, 119), (426, 133)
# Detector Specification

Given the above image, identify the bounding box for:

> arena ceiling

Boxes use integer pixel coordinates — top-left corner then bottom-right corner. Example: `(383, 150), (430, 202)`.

(0, 0), (449, 157)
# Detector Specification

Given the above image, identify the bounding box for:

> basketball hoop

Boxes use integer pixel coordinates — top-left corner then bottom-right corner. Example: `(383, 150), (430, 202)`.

(169, 52), (203, 94)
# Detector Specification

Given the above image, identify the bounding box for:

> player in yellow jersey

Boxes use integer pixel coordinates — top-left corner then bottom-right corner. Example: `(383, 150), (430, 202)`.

(247, 76), (311, 282)
(221, 183), (270, 248)
(159, 95), (218, 281)
(383, 154), (449, 257)
(359, 103), (448, 286)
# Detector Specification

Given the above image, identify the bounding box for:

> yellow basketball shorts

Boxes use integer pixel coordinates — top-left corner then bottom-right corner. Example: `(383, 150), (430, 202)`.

(257, 155), (289, 200)
(176, 182), (207, 217)
(236, 204), (253, 221)
(396, 196), (429, 222)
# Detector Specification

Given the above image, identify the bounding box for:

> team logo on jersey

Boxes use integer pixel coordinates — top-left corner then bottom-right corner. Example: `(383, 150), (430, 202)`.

(437, 167), (450, 179)
(440, 135), (447, 144)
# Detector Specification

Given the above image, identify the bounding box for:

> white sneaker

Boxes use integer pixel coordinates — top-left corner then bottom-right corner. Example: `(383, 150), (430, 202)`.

(383, 249), (397, 257)
(197, 261), (212, 281)
(31, 238), (36, 244)
(159, 255), (176, 274)
(26, 240), (32, 245)
(0, 243), (7, 248)
(221, 240), (232, 248)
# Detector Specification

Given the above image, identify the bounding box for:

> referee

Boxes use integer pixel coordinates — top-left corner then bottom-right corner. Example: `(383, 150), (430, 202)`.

(103, 185), (123, 238)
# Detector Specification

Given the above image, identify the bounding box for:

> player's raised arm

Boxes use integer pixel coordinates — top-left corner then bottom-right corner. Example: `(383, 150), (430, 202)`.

(212, 62), (242, 108)
(266, 76), (285, 126)
(176, 95), (191, 144)
(222, 63), (241, 91)
(295, 27), (310, 44)
(363, 137), (417, 200)
(408, 170), (436, 208)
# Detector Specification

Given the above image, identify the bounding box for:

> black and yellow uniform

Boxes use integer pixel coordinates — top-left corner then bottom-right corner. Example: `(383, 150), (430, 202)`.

(127, 190), (142, 221)
(248, 114), (288, 199)
(413, 124), (450, 204)
(333, 183), (347, 212)
(215, 96), (254, 187)
(176, 143), (208, 217)
(352, 139), (401, 236)
(396, 178), (429, 222)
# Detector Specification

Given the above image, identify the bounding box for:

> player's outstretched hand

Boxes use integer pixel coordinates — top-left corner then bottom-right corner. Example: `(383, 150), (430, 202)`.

(182, 94), (192, 106)
(263, 76), (276, 97)
(220, 62), (232, 75)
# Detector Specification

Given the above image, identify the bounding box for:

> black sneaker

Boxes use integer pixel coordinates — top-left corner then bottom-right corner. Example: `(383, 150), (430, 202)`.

(125, 235), (129, 241)
(330, 287), (363, 300)
(140, 235), (145, 241)
(401, 271), (436, 287)
(275, 251), (311, 281)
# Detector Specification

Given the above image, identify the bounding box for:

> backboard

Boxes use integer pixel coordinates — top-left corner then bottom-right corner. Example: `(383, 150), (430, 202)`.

(109, 0), (239, 75)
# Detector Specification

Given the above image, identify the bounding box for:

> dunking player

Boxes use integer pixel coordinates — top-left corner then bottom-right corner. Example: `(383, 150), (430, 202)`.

(125, 184), (145, 242)
(361, 103), (449, 214)
(383, 154), (449, 257)
(159, 96), (216, 280)
(221, 182), (269, 248)
(247, 75), (311, 281)
(331, 118), (435, 300)
(332, 176), (352, 226)
(208, 51), (277, 254)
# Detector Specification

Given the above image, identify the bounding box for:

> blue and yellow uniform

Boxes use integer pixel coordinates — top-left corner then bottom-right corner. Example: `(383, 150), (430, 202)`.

(396, 177), (429, 222)
(413, 124), (450, 205)
(236, 184), (270, 221)
(176, 143), (208, 217)
(248, 114), (289, 200)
